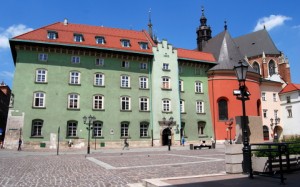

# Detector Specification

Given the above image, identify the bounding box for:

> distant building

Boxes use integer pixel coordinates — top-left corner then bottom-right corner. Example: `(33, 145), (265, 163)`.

(0, 81), (11, 141)
(6, 20), (216, 149)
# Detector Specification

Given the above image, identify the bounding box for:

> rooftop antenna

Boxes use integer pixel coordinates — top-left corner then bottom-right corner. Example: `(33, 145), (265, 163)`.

(148, 8), (153, 39)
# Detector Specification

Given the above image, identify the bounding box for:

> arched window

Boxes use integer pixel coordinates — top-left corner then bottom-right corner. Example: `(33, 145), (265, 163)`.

(268, 60), (276, 76)
(263, 126), (269, 141)
(252, 62), (260, 74)
(31, 119), (43, 136)
(218, 99), (228, 120)
(198, 121), (206, 136)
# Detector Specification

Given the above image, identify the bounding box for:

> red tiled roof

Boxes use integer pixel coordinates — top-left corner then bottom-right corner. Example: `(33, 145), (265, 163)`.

(12, 22), (155, 55)
(177, 48), (216, 63)
(279, 83), (300, 94)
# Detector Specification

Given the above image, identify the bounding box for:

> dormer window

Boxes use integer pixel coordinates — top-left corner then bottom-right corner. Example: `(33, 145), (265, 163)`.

(47, 31), (57, 40)
(121, 39), (130, 47)
(96, 36), (105, 44)
(74, 34), (84, 42)
(139, 42), (148, 50)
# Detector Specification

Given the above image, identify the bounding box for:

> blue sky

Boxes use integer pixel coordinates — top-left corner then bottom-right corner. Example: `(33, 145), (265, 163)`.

(1, 0), (299, 88)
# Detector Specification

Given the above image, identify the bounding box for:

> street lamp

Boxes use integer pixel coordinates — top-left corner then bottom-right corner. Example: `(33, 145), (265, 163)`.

(233, 60), (251, 173)
(225, 118), (234, 144)
(83, 115), (96, 154)
(163, 116), (174, 151)
(270, 117), (280, 142)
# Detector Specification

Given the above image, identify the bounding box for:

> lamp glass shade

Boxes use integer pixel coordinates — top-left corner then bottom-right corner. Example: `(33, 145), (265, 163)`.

(234, 60), (248, 81)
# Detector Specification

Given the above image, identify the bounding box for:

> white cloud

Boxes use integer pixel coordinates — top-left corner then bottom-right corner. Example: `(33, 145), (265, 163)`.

(0, 24), (33, 49)
(253, 15), (291, 31)
(0, 71), (14, 78)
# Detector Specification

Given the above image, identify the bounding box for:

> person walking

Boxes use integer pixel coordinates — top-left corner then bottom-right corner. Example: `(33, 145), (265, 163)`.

(181, 136), (185, 146)
(17, 138), (22, 151)
(122, 138), (129, 150)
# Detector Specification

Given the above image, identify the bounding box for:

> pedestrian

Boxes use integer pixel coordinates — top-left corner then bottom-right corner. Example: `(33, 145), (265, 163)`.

(122, 138), (129, 150)
(18, 138), (22, 151)
(181, 136), (185, 146)
(0, 140), (3, 149)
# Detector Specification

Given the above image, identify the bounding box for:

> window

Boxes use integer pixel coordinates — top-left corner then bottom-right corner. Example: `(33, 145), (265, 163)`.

(139, 77), (148, 89)
(95, 58), (104, 66)
(122, 61), (130, 68)
(162, 99), (171, 112)
(69, 71), (80, 84)
(263, 126), (269, 141)
(67, 121), (77, 137)
(31, 120), (43, 136)
(33, 92), (45, 108)
(195, 81), (203, 93)
(120, 75), (130, 88)
(121, 39), (130, 47)
(163, 63), (169, 70)
(180, 100), (185, 113)
(94, 73), (105, 86)
(262, 92), (266, 101)
(38, 53), (48, 61)
(195, 67), (201, 75)
(287, 108), (293, 118)
(139, 42), (148, 50)
(140, 122), (149, 137)
(95, 36), (105, 44)
(93, 121), (103, 137)
(71, 56), (80, 64)
(140, 62), (147, 70)
(93, 95), (104, 110)
(268, 60), (276, 76)
(263, 109), (267, 118)
(139, 97), (149, 111)
(273, 93), (277, 102)
(274, 110), (278, 119)
(252, 62), (260, 74)
(36, 69), (47, 83)
(162, 77), (171, 89)
(179, 66), (183, 74)
(218, 99), (228, 120)
(74, 34), (83, 42)
(47, 31), (57, 40)
(68, 94), (79, 109)
(286, 96), (291, 103)
(198, 122), (206, 135)
(196, 101), (204, 113)
(120, 96), (131, 111)
(179, 80), (184, 92)
(121, 122), (129, 137)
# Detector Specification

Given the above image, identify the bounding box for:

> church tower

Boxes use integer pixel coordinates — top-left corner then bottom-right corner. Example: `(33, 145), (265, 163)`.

(196, 7), (212, 51)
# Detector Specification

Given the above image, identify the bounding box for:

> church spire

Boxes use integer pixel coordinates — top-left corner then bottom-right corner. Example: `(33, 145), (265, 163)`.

(148, 9), (153, 39)
(196, 6), (212, 51)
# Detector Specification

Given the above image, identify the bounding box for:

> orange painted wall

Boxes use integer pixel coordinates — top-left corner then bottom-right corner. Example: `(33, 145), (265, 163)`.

(208, 73), (261, 141)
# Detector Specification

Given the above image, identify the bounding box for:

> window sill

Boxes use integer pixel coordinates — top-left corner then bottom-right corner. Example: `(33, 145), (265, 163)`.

(120, 110), (132, 112)
(32, 106), (46, 109)
(93, 109), (105, 111)
(140, 136), (151, 139)
(162, 111), (172, 114)
(67, 108), (80, 111)
(69, 83), (81, 86)
(35, 82), (48, 84)
(94, 85), (105, 88)
(195, 92), (204, 94)
(66, 136), (80, 139)
(120, 87), (131, 89)
(161, 88), (172, 91)
(162, 69), (170, 71)
(120, 136), (131, 139)
(93, 136), (105, 139)
(139, 110), (150, 112)
(198, 135), (209, 138)
(30, 136), (44, 139)
(181, 112), (187, 114)
(197, 112), (206, 115)
(139, 88), (149, 90)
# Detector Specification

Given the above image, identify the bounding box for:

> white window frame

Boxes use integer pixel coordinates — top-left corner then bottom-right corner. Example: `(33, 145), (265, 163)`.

(196, 101), (204, 113)
(93, 121), (103, 137)
(140, 122), (148, 137)
(38, 53), (48, 61)
(121, 75), (130, 88)
(68, 94), (80, 109)
(74, 34), (83, 42)
(95, 37), (105, 44)
(162, 99), (171, 112)
(139, 77), (148, 89)
(121, 122), (129, 137)
(262, 92), (266, 101)
(273, 93), (277, 102)
(95, 58), (104, 66)
(122, 61), (130, 68)
(162, 77), (171, 89)
(71, 56), (80, 64)
(287, 108), (293, 118)
(140, 42), (148, 50)
(195, 81), (203, 93)
(139, 97), (149, 111)
(36, 69), (47, 83)
(94, 73), (105, 86)
(180, 100), (185, 113)
(163, 63), (169, 70)
(263, 109), (268, 118)
(93, 95), (104, 110)
(274, 110), (278, 119)
(140, 62), (147, 70)
(179, 80), (184, 92)
(121, 40), (130, 47)
(67, 121), (77, 137)
(32, 120), (43, 136)
(120, 96), (131, 111)
(47, 31), (57, 40)
(69, 71), (80, 84)
(33, 92), (45, 108)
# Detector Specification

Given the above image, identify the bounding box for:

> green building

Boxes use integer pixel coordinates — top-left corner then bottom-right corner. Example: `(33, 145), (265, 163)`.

(5, 20), (216, 149)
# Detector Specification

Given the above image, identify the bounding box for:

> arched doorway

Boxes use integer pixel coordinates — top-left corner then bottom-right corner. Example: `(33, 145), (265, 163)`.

(274, 126), (283, 141)
(162, 128), (171, 146)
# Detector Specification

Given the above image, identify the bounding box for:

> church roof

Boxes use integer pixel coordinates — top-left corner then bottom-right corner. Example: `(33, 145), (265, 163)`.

(234, 29), (281, 57)
(177, 48), (216, 63)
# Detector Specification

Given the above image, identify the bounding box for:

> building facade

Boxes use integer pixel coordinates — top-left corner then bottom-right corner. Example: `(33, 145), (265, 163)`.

(0, 82), (11, 142)
(5, 21), (216, 148)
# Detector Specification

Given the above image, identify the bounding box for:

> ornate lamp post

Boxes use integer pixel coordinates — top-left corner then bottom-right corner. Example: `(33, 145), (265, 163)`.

(234, 60), (251, 173)
(270, 117), (280, 142)
(225, 118), (234, 144)
(83, 115), (96, 154)
(163, 116), (174, 151)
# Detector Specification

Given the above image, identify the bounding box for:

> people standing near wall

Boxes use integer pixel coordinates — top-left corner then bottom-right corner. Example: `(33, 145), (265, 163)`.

(17, 138), (22, 151)
(122, 138), (129, 150)
(181, 136), (185, 146)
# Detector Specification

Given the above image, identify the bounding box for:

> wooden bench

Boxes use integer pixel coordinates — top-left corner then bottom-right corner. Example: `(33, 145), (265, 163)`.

(194, 145), (212, 149)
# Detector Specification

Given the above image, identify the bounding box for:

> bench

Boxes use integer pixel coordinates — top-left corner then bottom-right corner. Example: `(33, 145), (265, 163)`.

(194, 145), (212, 149)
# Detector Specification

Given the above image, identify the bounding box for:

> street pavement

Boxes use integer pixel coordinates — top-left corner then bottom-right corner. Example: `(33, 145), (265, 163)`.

(0, 145), (299, 186)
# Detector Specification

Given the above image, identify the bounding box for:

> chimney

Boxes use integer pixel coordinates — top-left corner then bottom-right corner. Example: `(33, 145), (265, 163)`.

(63, 18), (68, 25)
